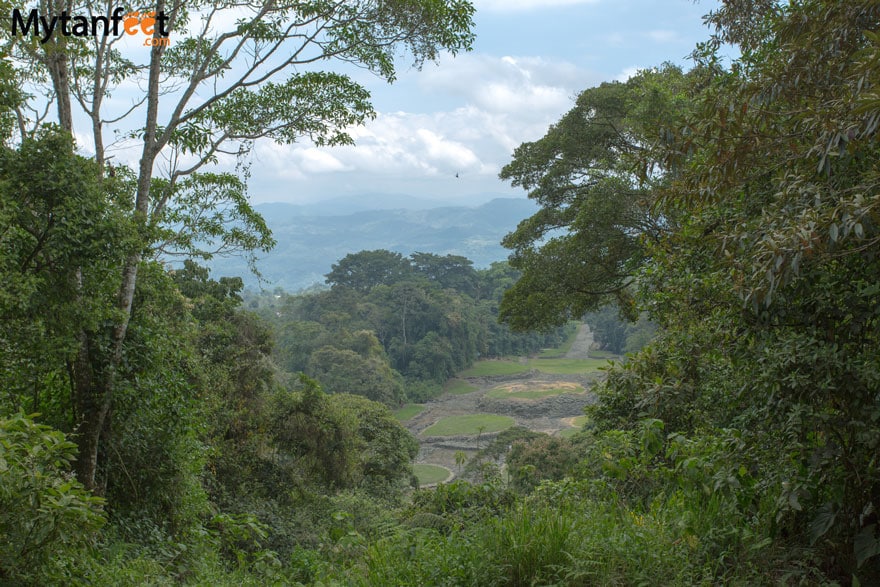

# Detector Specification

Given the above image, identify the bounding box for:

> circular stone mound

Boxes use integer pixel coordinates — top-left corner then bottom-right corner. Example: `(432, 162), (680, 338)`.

(485, 381), (584, 400)
(413, 464), (453, 486)
(421, 414), (515, 437)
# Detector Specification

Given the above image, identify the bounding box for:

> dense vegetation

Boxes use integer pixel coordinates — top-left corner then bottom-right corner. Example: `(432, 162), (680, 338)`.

(248, 250), (570, 403)
(3, 0), (880, 585)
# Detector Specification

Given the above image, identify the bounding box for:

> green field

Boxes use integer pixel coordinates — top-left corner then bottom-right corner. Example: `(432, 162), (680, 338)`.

(459, 360), (530, 377)
(413, 464), (452, 485)
(444, 379), (478, 395)
(557, 415), (590, 438)
(528, 357), (608, 374)
(459, 356), (607, 379)
(588, 349), (619, 360)
(485, 384), (584, 400)
(393, 403), (425, 422)
(421, 414), (515, 437)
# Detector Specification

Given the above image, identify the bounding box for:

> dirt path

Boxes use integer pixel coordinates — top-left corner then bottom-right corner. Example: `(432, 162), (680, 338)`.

(404, 365), (598, 484)
(565, 323), (594, 359)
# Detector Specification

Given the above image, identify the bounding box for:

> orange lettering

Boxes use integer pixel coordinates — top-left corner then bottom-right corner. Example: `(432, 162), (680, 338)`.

(124, 13), (139, 35)
(140, 14), (155, 35)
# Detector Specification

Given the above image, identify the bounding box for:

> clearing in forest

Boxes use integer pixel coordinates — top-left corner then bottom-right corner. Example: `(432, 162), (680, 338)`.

(413, 464), (453, 485)
(485, 381), (584, 400)
(421, 414), (515, 437)
(394, 404), (425, 421)
(406, 323), (617, 486)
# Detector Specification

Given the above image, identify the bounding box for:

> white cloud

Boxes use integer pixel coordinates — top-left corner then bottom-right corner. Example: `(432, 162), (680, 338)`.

(295, 149), (348, 174)
(247, 52), (603, 201)
(615, 66), (640, 82)
(418, 53), (592, 117)
(255, 55), (599, 193)
(416, 129), (481, 170)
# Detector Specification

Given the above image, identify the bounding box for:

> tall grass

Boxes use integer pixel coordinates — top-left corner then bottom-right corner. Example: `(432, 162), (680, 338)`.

(444, 379), (478, 395)
(459, 360), (530, 377)
(528, 357), (608, 374)
(393, 403), (425, 421)
(321, 476), (797, 586)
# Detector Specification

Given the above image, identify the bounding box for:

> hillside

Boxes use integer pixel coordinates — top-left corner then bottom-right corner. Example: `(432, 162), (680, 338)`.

(207, 197), (538, 290)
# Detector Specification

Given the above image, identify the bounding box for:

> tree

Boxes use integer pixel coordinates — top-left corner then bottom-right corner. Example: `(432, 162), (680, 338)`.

(582, 0), (880, 577)
(407, 331), (455, 382)
(326, 249), (413, 292)
(271, 376), (415, 490)
(498, 65), (694, 331)
(3, 0), (475, 490)
(0, 414), (105, 584)
(0, 129), (130, 429)
(307, 346), (404, 406)
(329, 393), (419, 488)
(675, 1), (880, 574)
(410, 252), (477, 295)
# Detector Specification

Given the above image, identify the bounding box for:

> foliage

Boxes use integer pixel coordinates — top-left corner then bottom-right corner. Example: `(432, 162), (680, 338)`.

(641, 1), (880, 577)
(307, 344), (405, 406)
(272, 376), (417, 492)
(507, 435), (579, 492)
(326, 249), (413, 292)
(269, 253), (569, 404)
(105, 262), (213, 534)
(485, 2), (880, 580)
(0, 129), (131, 426)
(498, 65), (695, 330)
(3, 0), (477, 496)
(584, 304), (658, 355)
(0, 414), (105, 585)
(9, 0), (880, 582)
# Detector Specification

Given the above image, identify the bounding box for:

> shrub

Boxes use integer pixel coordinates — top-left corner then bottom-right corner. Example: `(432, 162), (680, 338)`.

(0, 414), (105, 584)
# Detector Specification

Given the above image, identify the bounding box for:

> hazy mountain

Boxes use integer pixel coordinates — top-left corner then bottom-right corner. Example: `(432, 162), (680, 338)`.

(253, 191), (513, 217)
(207, 197), (538, 291)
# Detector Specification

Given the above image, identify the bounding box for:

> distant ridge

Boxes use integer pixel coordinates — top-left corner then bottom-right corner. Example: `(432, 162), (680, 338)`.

(254, 191), (514, 217)
(206, 197), (537, 291)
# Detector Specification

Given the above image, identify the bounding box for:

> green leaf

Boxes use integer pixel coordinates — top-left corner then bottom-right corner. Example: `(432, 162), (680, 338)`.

(809, 502), (836, 544)
(854, 524), (880, 568)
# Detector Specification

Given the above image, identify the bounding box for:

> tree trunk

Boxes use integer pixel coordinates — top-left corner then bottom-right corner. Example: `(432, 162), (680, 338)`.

(69, 3), (167, 490)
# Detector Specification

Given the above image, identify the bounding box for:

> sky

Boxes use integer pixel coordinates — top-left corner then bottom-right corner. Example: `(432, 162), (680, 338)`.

(43, 0), (722, 209)
(245, 0), (722, 207)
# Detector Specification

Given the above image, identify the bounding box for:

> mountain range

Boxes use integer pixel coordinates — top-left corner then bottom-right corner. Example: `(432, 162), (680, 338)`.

(206, 196), (538, 291)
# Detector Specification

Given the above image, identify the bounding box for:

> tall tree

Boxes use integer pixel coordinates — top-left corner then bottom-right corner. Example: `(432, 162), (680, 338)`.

(497, 65), (693, 331)
(580, 0), (880, 577)
(326, 249), (414, 292)
(3, 0), (475, 490)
